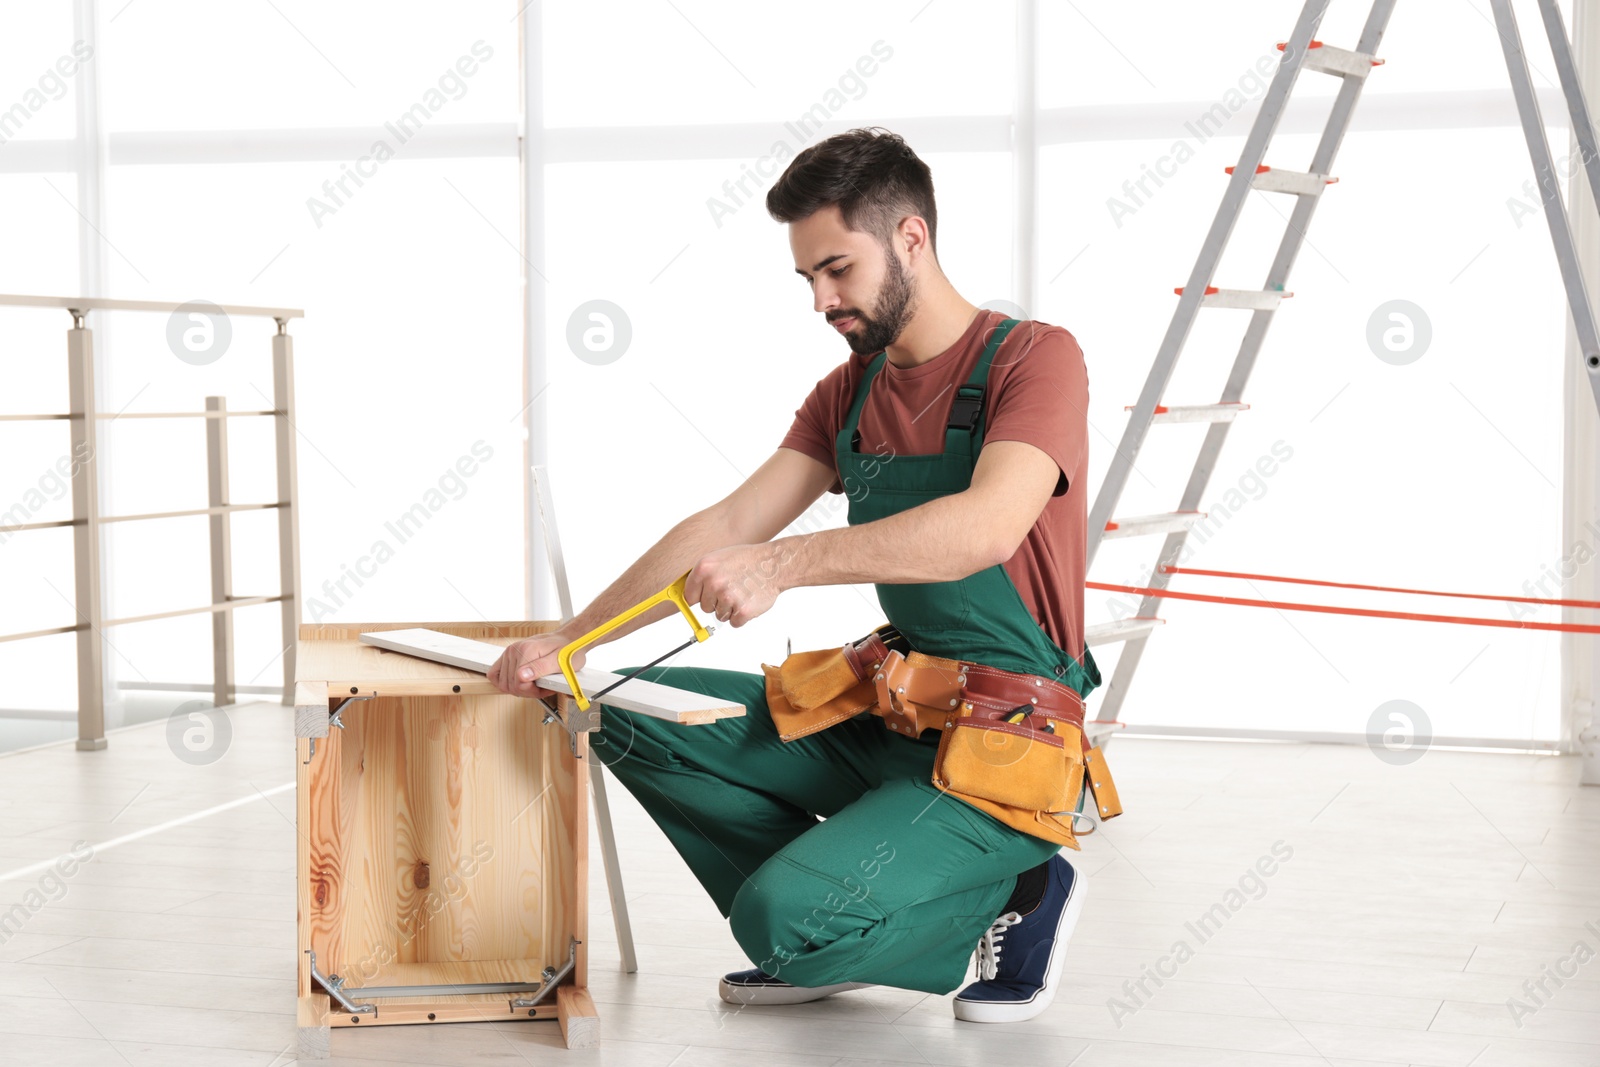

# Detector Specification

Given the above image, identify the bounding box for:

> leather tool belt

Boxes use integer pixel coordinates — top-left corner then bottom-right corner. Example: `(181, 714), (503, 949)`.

(761, 625), (1123, 850)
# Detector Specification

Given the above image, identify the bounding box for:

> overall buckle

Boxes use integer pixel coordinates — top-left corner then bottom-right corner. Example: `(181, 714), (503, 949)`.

(947, 385), (985, 432)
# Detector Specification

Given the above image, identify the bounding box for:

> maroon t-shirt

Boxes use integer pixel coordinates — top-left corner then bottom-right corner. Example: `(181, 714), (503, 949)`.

(779, 308), (1092, 660)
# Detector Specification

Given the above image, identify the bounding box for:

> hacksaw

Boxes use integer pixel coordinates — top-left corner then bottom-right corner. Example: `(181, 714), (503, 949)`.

(556, 569), (714, 711)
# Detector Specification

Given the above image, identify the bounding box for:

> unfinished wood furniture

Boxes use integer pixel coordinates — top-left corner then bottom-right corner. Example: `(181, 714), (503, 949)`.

(293, 620), (743, 1056)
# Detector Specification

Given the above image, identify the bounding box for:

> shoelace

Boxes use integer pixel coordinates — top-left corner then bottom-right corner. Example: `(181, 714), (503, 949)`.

(974, 911), (1023, 980)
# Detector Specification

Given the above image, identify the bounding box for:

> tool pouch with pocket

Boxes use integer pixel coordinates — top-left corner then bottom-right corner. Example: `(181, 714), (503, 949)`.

(760, 624), (904, 742)
(761, 627), (1123, 850)
(928, 663), (1123, 851)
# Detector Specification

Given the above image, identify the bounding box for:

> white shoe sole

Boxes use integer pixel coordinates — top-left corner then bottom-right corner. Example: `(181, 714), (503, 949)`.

(952, 853), (1086, 1023)
(717, 976), (874, 1006)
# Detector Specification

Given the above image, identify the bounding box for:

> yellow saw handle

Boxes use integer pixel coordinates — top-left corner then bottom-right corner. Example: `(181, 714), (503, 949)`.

(556, 570), (711, 711)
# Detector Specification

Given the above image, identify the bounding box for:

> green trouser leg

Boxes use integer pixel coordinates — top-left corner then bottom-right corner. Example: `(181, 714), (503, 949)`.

(592, 664), (1061, 996)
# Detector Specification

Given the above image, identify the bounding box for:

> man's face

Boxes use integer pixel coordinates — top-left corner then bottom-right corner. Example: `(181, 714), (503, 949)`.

(791, 203), (918, 355)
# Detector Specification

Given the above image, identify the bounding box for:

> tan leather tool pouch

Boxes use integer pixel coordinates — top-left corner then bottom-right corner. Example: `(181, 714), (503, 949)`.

(757, 635), (1123, 850)
(926, 665), (1102, 850)
(932, 706), (1082, 814)
(760, 646), (877, 743)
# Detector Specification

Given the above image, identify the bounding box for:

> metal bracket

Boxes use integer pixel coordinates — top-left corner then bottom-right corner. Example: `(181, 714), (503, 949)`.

(307, 949), (377, 1016)
(329, 694), (373, 730)
(341, 977), (549, 998)
(309, 947), (570, 1006)
(511, 936), (581, 1010)
(539, 695), (599, 758)
(302, 695), (374, 762)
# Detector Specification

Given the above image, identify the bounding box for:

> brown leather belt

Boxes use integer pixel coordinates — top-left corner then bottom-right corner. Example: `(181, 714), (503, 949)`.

(774, 626), (1123, 832)
(839, 629), (1088, 750)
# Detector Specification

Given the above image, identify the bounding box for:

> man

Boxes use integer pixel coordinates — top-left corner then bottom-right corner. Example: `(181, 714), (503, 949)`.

(488, 126), (1103, 1024)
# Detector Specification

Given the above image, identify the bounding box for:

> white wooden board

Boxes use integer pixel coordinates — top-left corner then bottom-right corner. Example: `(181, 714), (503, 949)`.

(357, 628), (743, 725)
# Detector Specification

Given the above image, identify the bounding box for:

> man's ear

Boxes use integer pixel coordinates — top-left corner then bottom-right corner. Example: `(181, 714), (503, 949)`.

(897, 215), (931, 264)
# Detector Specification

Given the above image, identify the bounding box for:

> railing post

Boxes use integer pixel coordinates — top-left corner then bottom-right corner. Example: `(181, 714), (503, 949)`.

(273, 318), (302, 703)
(67, 310), (106, 750)
(206, 395), (234, 710)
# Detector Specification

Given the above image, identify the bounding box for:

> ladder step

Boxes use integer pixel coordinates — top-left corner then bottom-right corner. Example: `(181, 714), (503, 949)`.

(1103, 511), (1206, 539)
(1174, 286), (1292, 310)
(1225, 164), (1338, 197)
(1276, 39), (1384, 79)
(1085, 617), (1164, 647)
(1084, 720), (1123, 744)
(1123, 402), (1250, 425)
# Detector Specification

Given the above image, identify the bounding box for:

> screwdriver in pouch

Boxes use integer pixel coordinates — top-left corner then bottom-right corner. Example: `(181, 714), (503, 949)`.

(1003, 705), (1055, 733)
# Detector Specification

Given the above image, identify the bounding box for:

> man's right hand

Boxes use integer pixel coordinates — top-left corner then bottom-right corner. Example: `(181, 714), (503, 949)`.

(487, 630), (586, 700)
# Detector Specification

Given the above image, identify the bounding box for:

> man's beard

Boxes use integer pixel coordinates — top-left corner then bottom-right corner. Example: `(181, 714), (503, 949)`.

(840, 251), (917, 355)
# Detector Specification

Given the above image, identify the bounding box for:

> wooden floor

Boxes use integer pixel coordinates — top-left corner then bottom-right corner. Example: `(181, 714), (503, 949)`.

(0, 701), (1595, 1066)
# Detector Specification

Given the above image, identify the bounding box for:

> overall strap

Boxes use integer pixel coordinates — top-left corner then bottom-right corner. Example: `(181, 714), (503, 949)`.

(835, 317), (1021, 458)
(837, 350), (888, 456)
(943, 317), (1020, 461)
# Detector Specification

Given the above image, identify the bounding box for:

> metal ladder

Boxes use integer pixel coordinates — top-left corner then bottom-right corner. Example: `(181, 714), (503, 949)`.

(1083, 0), (1600, 745)
(1082, 0), (1396, 742)
(1493, 0), (1600, 420)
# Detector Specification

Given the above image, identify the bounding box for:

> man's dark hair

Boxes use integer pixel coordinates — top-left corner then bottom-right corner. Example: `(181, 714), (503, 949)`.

(765, 127), (938, 257)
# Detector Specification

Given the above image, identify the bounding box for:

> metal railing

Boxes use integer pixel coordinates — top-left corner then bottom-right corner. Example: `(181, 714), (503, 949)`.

(0, 294), (305, 750)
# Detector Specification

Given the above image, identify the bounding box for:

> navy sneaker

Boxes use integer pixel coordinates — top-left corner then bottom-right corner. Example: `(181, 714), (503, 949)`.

(718, 967), (874, 1006)
(952, 851), (1085, 1022)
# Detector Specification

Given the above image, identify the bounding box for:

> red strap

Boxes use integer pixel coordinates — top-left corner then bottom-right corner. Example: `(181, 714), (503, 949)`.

(1161, 564), (1600, 611)
(1087, 581), (1600, 635)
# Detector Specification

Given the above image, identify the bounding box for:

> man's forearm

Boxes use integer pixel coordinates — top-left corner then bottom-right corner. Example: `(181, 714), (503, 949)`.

(773, 491), (999, 590)
(559, 508), (735, 645)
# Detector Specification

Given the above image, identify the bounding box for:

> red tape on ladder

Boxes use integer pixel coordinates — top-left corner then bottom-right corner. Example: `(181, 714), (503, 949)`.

(1086, 571), (1600, 635)
(1161, 565), (1600, 611)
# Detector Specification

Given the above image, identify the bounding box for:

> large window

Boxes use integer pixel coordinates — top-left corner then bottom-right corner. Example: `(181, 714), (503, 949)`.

(0, 0), (1576, 749)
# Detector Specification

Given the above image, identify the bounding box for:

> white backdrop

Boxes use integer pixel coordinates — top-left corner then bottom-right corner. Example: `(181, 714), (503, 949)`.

(0, 0), (1577, 749)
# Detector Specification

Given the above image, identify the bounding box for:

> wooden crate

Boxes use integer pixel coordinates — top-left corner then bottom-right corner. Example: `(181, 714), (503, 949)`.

(293, 621), (598, 1055)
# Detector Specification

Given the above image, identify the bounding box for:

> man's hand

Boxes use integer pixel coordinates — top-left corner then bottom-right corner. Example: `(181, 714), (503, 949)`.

(490, 542), (784, 699)
(488, 630), (586, 699)
(686, 543), (785, 627)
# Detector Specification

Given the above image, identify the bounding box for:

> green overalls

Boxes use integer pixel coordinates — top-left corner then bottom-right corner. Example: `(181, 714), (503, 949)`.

(594, 317), (1102, 995)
